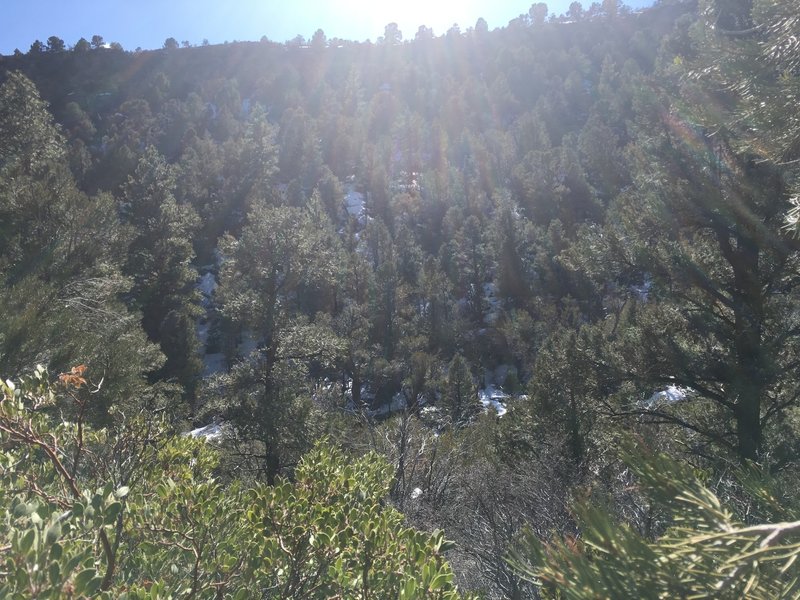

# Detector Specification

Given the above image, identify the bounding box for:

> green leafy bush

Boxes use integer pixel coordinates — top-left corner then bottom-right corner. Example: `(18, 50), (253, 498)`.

(0, 368), (469, 599)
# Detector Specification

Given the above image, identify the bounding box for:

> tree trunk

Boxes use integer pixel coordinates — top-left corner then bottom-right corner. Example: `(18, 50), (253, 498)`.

(730, 231), (765, 462)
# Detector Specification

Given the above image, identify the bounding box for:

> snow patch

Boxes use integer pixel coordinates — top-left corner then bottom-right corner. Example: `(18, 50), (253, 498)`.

(645, 385), (691, 408)
(197, 272), (217, 298)
(344, 183), (365, 221)
(186, 421), (226, 441)
(479, 385), (508, 417)
(421, 406), (440, 417)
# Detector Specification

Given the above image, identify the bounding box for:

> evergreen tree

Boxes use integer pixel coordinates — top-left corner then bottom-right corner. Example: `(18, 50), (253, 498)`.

(452, 215), (490, 324)
(443, 354), (480, 426)
(490, 193), (533, 307)
(122, 146), (202, 394)
(528, 327), (595, 467)
(0, 71), (69, 274)
(591, 90), (800, 464)
(511, 442), (800, 599)
(691, 0), (800, 230)
(364, 220), (401, 359)
(0, 72), (163, 421)
(216, 202), (341, 482)
(418, 256), (456, 353)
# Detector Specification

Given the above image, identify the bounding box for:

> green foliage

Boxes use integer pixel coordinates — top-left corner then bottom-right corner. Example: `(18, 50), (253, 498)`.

(121, 146), (202, 393)
(562, 15), (800, 464)
(510, 440), (800, 599)
(0, 72), (164, 421)
(3, 4), (800, 596)
(443, 354), (480, 426)
(214, 200), (344, 480)
(0, 70), (70, 274)
(252, 444), (466, 598)
(0, 370), (469, 598)
(528, 327), (596, 466)
(693, 0), (800, 170)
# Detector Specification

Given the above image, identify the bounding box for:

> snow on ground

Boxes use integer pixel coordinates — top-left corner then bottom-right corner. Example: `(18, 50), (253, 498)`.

(342, 379), (377, 411)
(198, 272), (217, 298)
(197, 320), (211, 346)
(421, 406), (440, 417)
(479, 384), (508, 417)
(344, 183), (365, 221)
(186, 421), (226, 441)
(631, 275), (652, 302)
(645, 384), (691, 408)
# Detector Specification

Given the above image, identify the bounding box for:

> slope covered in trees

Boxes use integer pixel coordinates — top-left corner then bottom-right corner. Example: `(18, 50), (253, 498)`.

(1, 0), (799, 597)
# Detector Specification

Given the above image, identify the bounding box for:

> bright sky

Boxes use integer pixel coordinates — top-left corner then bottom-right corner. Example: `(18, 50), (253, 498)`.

(1, 0), (654, 54)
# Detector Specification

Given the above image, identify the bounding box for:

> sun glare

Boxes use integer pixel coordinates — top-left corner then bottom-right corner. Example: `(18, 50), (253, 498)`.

(335, 0), (484, 39)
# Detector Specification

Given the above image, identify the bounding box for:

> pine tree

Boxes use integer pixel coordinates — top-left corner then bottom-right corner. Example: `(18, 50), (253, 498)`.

(676, 0), (800, 230)
(591, 87), (800, 464)
(511, 441), (800, 599)
(443, 354), (479, 426)
(0, 73), (164, 421)
(122, 146), (202, 394)
(0, 70), (69, 274)
(217, 201), (342, 482)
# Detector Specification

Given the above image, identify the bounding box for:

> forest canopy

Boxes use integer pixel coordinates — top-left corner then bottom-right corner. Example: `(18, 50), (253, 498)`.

(1, 0), (799, 597)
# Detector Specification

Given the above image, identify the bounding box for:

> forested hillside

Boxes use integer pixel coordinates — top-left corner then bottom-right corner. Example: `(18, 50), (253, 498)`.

(2, 0), (800, 597)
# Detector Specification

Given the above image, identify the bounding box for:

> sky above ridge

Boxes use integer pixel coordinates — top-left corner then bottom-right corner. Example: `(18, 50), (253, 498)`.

(1, 0), (655, 55)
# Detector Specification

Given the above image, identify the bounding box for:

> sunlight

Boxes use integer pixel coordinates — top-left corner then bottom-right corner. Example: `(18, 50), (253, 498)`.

(335, 0), (482, 38)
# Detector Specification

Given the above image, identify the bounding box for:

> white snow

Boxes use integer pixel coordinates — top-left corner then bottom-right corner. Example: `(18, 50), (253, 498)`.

(410, 487), (422, 500)
(344, 184), (365, 220)
(197, 272), (217, 298)
(479, 385), (508, 417)
(645, 385), (690, 408)
(311, 379), (339, 403)
(392, 171), (421, 194)
(186, 421), (226, 441)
